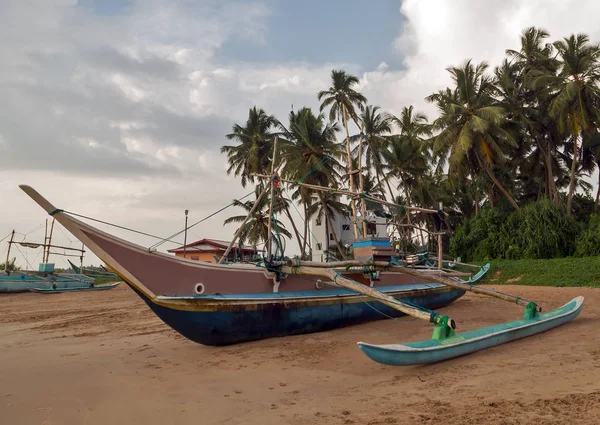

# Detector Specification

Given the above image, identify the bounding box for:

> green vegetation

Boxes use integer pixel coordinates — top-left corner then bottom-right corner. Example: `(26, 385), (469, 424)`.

(220, 26), (600, 263)
(480, 257), (600, 287)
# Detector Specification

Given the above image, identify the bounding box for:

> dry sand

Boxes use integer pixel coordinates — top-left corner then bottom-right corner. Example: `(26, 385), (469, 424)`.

(0, 283), (599, 425)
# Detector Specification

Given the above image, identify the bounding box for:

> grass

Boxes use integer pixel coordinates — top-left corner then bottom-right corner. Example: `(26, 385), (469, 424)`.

(476, 257), (600, 288)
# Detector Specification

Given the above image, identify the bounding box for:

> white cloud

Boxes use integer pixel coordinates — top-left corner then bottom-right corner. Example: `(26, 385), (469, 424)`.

(3, 0), (600, 267)
(362, 0), (600, 119)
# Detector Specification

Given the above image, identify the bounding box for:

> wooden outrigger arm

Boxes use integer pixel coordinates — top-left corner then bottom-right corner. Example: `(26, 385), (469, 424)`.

(279, 259), (540, 314)
(280, 265), (456, 334)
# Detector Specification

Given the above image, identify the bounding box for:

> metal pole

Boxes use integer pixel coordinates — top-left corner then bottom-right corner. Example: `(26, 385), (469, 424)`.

(183, 209), (189, 259)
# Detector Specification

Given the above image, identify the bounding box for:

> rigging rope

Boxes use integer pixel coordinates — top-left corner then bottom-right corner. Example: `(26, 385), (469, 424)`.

(148, 189), (257, 251)
(41, 188), (255, 252)
(295, 156), (331, 184)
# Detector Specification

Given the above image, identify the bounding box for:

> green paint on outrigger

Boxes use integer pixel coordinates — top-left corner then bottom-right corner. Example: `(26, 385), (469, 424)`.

(357, 296), (584, 366)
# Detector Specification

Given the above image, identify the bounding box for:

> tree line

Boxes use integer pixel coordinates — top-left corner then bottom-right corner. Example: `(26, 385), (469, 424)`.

(220, 27), (600, 261)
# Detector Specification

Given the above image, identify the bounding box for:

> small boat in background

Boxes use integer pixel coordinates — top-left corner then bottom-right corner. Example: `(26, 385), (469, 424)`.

(67, 259), (118, 279)
(0, 222), (116, 293)
(29, 281), (120, 294)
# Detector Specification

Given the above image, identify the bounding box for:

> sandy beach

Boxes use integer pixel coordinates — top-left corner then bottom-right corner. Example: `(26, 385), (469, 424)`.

(0, 283), (599, 425)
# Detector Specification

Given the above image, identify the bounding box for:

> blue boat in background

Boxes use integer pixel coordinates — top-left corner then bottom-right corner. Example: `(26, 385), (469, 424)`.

(1, 226), (103, 293)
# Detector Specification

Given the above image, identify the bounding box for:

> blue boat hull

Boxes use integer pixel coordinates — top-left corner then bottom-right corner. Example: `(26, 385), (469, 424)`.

(130, 285), (466, 346)
(358, 296), (584, 366)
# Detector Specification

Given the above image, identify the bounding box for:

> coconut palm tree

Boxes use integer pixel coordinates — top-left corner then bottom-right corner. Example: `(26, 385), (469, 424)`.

(426, 60), (520, 210)
(223, 186), (291, 251)
(351, 105), (393, 199)
(505, 27), (563, 203)
(318, 70), (367, 237)
(546, 33), (600, 214)
(279, 107), (343, 257)
(221, 107), (280, 187)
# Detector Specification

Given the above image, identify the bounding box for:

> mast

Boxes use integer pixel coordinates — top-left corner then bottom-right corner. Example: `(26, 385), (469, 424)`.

(341, 104), (360, 239)
(266, 136), (278, 260)
(357, 126), (368, 237)
(4, 230), (15, 274)
(437, 202), (443, 270)
(80, 243), (85, 274)
(44, 218), (56, 263)
(43, 219), (48, 264)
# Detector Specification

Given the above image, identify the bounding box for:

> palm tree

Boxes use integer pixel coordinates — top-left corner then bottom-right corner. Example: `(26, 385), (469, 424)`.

(279, 107), (343, 258)
(426, 60), (520, 210)
(546, 34), (600, 214)
(318, 70), (367, 237)
(223, 186), (291, 252)
(351, 105), (393, 199)
(221, 107), (279, 187)
(505, 27), (563, 203)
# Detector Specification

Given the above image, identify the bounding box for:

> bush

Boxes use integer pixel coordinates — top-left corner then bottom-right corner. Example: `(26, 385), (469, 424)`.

(449, 207), (508, 261)
(574, 214), (600, 257)
(500, 198), (580, 259)
(450, 198), (580, 261)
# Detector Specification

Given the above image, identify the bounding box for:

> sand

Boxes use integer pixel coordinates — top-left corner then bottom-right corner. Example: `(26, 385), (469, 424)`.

(0, 283), (599, 425)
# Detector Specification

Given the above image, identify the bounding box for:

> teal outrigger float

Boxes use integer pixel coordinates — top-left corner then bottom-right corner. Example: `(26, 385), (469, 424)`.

(358, 296), (584, 366)
(285, 261), (584, 366)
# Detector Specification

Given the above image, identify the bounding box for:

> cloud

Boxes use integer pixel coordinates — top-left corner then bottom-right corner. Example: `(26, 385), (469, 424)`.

(360, 0), (600, 119)
(4, 0), (600, 267)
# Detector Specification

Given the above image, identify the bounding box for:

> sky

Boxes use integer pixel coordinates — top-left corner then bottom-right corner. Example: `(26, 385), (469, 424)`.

(2, 0), (600, 268)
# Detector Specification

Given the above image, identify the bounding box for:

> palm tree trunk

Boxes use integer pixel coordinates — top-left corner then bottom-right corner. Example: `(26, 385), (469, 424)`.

(325, 209), (348, 260)
(566, 135), (579, 215)
(283, 205), (305, 259)
(542, 140), (559, 203)
(302, 201), (309, 260)
(595, 162), (600, 212)
(489, 185), (495, 209)
(481, 157), (520, 211)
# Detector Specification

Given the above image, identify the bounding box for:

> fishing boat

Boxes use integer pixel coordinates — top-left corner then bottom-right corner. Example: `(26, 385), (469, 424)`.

(17, 184), (489, 346)
(0, 223), (117, 293)
(30, 281), (120, 294)
(67, 259), (118, 279)
(16, 140), (582, 364)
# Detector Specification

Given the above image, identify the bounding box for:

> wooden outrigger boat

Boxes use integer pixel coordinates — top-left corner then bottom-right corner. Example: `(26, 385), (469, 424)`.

(1, 223), (119, 294)
(18, 181), (583, 364)
(16, 139), (583, 364)
(67, 259), (118, 279)
(18, 184), (488, 346)
(0, 226), (96, 293)
(30, 281), (120, 294)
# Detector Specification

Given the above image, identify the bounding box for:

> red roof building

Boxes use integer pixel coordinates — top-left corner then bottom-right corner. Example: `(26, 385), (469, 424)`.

(167, 238), (263, 263)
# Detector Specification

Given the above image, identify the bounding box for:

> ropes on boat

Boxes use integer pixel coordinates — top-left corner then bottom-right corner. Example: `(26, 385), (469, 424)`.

(149, 189), (258, 250)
